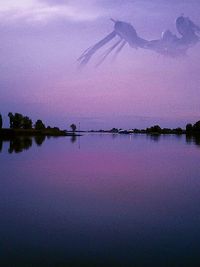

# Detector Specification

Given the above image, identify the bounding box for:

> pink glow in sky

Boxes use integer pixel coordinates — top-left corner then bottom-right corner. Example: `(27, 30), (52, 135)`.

(0, 0), (200, 130)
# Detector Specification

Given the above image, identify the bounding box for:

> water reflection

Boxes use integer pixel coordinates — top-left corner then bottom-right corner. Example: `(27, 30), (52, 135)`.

(186, 134), (200, 146)
(0, 134), (79, 154)
(8, 136), (33, 154)
(0, 136), (46, 154)
(147, 133), (161, 142)
(70, 134), (77, 143)
(34, 135), (46, 146)
(0, 139), (2, 152)
(0, 133), (200, 266)
(0, 134), (199, 155)
(146, 133), (200, 146)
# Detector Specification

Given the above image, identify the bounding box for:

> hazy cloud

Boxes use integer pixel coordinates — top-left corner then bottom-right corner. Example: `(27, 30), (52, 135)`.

(0, 0), (104, 25)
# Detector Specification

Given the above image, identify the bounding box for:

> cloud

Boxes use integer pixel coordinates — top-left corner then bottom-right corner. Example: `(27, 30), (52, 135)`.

(0, 0), (103, 25)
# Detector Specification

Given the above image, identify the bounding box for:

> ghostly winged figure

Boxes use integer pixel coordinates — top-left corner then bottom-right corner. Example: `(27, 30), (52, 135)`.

(78, 15), (200, 66)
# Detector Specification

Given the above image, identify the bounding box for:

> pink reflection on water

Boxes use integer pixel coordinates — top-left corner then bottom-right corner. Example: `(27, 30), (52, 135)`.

(14, 134), (200, 217)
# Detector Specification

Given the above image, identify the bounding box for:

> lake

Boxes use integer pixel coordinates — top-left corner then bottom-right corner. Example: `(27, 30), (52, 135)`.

(0, 133), (200, 267)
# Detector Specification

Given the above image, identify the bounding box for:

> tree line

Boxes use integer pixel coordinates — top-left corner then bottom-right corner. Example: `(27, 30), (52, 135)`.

(186, 121), (200, 135)
(0, 112), (77, 132)
(7, 112), (45, 130)
(1, 111), (198, 135)
(0, 112), (49, 130)
(107, 120), (200, 135)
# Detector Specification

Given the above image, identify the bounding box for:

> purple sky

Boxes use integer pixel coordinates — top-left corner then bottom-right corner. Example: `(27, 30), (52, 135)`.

(0, 0), (200, 130)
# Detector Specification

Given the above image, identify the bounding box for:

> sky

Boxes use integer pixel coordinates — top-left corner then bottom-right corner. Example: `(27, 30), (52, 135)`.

(0, 0), (200, 130)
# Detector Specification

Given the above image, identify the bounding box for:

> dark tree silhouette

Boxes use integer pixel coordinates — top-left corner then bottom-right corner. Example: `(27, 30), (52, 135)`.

(8, 113), (33, 129)
(162, 128), (172, 134)
(23, 116), (32, 129)
(186, 123), (193, 133)
(186, 121), (200, 135)
(0, 114), (2, 129)
(193, 121), (200, 133)
(70, 124), (77, 132)
(35, 119), (45, 130)
(110, 128), (119, 133)
(146, 125), (162, 134)
(13, 113), (24, 129)
(8, 112), (14, 129)
(173, 127), (183, 134)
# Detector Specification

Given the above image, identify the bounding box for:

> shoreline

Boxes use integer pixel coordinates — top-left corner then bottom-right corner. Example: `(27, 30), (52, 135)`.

(0, 128), (80, 138)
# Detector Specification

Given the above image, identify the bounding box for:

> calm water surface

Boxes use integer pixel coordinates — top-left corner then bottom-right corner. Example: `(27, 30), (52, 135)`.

(0, 134), (200, 266)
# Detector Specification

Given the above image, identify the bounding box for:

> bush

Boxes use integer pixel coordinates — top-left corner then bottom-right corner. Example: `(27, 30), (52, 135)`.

(35, 120), (45, 130)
